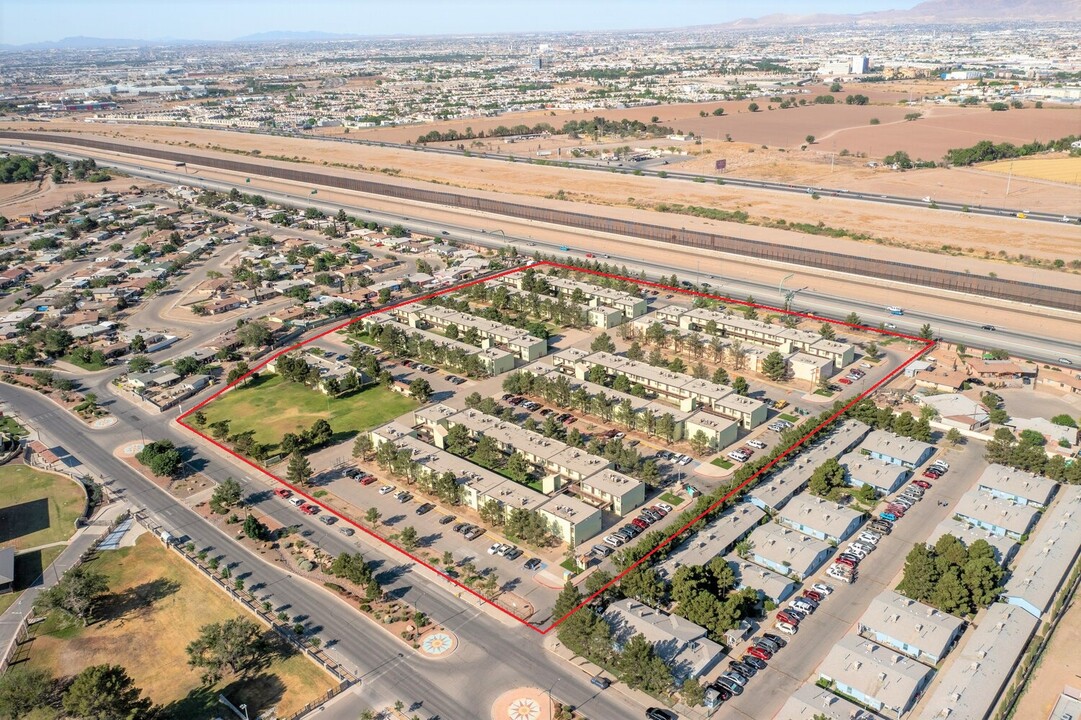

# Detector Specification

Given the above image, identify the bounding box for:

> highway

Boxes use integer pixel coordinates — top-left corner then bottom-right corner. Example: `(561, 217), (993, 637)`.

(28, 146), (1075, 367)
(77, 122), (1081, 225)
(3, 382), (651, 720)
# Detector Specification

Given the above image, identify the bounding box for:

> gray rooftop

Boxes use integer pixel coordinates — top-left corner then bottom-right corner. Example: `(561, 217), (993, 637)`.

(724, 553), (799, 603)
(1002, 484), (1081, 617)
(860, 430), (934, 465)
(954, 488), (1042, 537)
(975, 464), (1058, 507)
(839, 451), (909, 491)
(655, 503), (765, 581)
(775, 682), (884, 720)
(858, 590), (965, 665)
(920, 603), (1039, 720)
(747, 522), (832, 578)
(930, 518), (1019, 567)
(777, 494), (864, 540)
(817, 634), (933, 715)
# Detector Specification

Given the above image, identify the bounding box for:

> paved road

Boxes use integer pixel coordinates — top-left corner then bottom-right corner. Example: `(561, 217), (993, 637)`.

(3, 383), (652, 719)
(16, 146), (1076, 368)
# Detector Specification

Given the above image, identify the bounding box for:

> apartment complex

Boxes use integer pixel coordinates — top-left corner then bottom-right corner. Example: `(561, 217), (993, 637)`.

(857, 590), (965, 666)
(398, 304), (548, 361)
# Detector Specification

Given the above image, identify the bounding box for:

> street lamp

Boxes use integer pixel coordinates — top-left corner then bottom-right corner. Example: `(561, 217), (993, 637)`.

(239, 704), (249, 720)
(547, 677), (560, 720)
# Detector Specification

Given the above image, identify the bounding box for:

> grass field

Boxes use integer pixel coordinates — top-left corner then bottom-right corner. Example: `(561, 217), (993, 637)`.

(0, 416), (28, 436)
(26, 534), (336, 720)
(710, 458), (734, 469)
(199, 373), (417, 449)
(982, 156), (1081, 185)
(0, 465), (85, 551)
(659, 492), (684, 506)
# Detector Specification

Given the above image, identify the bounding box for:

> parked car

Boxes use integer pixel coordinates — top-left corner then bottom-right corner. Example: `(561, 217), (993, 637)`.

(710, 683), (733, 702)
(300, 504), (319, 515)
(379, 485), (395, 495)
(803, 589), (824, 603)
(504, 547), (523, 561)
(790, 599), (815, 614)
(742, 654), (768, 670)
(415, 503), (435, 515)
(880, 511), (898, 522)
(762, 632), (788, 648)
(775, 621), (798, 635)
(776, 611), (801, 625)
(631, 518), (649, 530)
(844, 546), (867, 560)
(319, 514), (336, 525)
(274, 488), (292, 499)
(712, 677), (744, 696)
(592, 544), (613, 558)
(646, 708), (679, 720)
(838, 377), (852, 385)
(721, 671), (748, 687)
(912, 479), (932, 489)
(488, 543), (505, 555)
(657, 502), (673, 513)
(747, 439), (767, 449)
(932, 460), (950, 470)
(359, 475), (378, 486)
(650, 505), (668, 517)
(590, 676), (611, 690)
(524, 558), (542, 571)
(747, 645), (773, 661)
(810, 583), (833, 597)
(338, 526), (355, 536)
(728, 660), (756, 678)
(439, 515), (456, 525)
(464, 527), (485, 540)
(837, 554), (860, 566)
(858, 532), (881, 545)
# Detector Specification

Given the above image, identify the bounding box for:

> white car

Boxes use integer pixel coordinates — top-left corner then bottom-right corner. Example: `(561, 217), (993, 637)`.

(488, 543), (505, 555)
(678, 455), (693, 466)
(790, 599), (815, 614)
(747, 439), (767, 449)
(844, 546), (867, 560)
(858, 532), (881, 545)
(811, 583), (834, 596)
(849, 541), (874, 554)
(775, 621), (798, 635)
(656, 502), (673, 513)
(859, 362), (872, 368)
(931, 460), (950, 470)
(603, 535), (624, 548)
(378, 485), (395, 495)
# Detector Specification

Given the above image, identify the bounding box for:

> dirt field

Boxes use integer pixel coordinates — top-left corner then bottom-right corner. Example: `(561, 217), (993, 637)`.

(1012, 592), (1081, 720)
(982, 156), (1081, 185)
(26, 533), (336, 719)
(0, 175), (163, 217)
(14, 123), (1081, 270)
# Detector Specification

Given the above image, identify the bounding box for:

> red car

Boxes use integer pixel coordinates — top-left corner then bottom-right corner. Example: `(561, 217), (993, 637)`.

(300, 503), (320, 515)
(887, 505), (907, 516)
(834, 556), (857, 568)
(631, 518), (649, 530)
(776, 611), (800, 625)
(274, 488), (292, 499)
(746, 645), (772, 661)
(837, 377), (853, 385)
(360, 475), (377, 485)
(803, 590), (824, 603)
(912, 479), (932, 489)
(585, 253), (595, 258)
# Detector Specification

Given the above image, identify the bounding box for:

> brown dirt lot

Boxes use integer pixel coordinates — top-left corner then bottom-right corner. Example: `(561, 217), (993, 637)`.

(26, 533), (336, 719)
(12, 125), (1081, 273)
(1012, 594), (1081, 720)
(0, 175), (163, 217)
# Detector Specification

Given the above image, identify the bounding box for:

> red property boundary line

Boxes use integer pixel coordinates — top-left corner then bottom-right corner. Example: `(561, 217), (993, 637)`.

(177, 260), (934, 634)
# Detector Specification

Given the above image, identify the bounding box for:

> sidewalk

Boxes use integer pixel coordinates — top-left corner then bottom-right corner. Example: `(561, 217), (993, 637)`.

(0, 501), (128, 659)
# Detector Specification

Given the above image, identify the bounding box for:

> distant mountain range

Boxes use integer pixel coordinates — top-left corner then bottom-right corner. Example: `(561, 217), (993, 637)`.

(723, 0), (1081, 27)
(3, 0), (1078, 51)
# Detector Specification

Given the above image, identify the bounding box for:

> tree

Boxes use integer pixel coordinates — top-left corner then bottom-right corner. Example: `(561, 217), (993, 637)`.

(805, 134), (815, 145)
(286, 452), (312, 486)
(128, 354), (153, 373)
(590, 333), (615, 353)
(931, 568), (973, 616)
(808, 458), (846, 497)
(135, 440), (182, 477)
(0, 666), (53, 719)
(186, 617), (266, 683)
(409, 377), (433, 403)
(865, 341), (879, 360)
(946, 428), (964, 447)
(845, 312), (861, 326)
(237, 320), (272, 348)
(242, 514), (269, 541)
(762, 351), (787, 381)
(896, 544), (938, 603)
(681, 677), (705, 706)
(689, 430), (711, 456)
(748, 102), (760, 112)
(919, 323), (934, 340)
(506, 452), (532, 483)
(616, 633), (673, 694)
(732, 376), (749, 396)
(129, 334), (147, 353)
(398, 526), (419, 551)
(819, 323), (836, 340)
(365, 507), (382, 526)
(209, 477), (243, 514)
(62, 664), (152, 720)
(352, 433), (374, 458)
(1050, 414), (1078, 428)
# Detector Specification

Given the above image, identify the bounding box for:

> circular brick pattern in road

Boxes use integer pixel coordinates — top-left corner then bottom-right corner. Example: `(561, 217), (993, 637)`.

(418, 629), (458, 658)
(491, 688), (552, 720)
(90, 416), (117, 429)
(119, 442), (145, 457)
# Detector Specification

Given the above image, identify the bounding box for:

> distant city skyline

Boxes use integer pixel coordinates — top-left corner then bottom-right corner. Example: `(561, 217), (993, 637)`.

(1, 0), (913, 45)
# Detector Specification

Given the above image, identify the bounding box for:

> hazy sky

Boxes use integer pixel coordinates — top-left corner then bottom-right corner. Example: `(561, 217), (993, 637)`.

(1, 0), (910, 44)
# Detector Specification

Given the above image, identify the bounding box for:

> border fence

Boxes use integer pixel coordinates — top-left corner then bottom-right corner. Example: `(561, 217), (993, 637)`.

(4, 130), (1079, 312)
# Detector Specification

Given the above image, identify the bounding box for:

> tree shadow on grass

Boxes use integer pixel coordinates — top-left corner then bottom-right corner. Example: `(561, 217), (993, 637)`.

(96, 577), (182, 624)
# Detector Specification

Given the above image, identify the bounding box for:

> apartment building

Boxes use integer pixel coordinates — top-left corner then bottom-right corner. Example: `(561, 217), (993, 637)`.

(775, 682), (883, 720)
(953, 489), (1041, 541)
(401, 304), (547, 361)
(857, 590), (965, 666)
(368, 421), (602, 545)
(859, 430), (935, 469)
(364, 315), (515, 375)
(724, 553), (800, 604)
(745, 522), (833, 580)
(655, 503), (765, 581)
(603, 599), (723, 683)
(776, 494), (865, 544)
(921, 603), (1040, 720)
(838, 451), (910, 495)
(974, 464), (1057, 509)
(930, 518), (1020, 567)
(816, 634), (934, 720)
(518, 274), (648, 318)
(1002, 484), (1081, 618)
(578, 469), (646, 517)
(553, 349), (767, 428)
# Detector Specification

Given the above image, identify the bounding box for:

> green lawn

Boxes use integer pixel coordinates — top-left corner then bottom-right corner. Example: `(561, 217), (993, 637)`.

(0, 465), (86, 551)
(659, 492), (684, 506)
(0, 416), (28, 437)
(813, 389), (835, 397)
(26, 534), (335, 719)
(200, 373), (417, 450)
(710, 458), (733, 469)
(779, 413), (799, 422)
